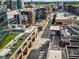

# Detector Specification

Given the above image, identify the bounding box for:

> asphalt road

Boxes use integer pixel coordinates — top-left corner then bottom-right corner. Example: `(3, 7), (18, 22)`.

(41, 19), (51, 39)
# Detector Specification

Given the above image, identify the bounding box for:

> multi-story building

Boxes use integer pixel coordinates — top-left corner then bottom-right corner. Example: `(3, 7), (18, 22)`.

(0, 4), (8, 32)
(19, 8), (36, 28)
(0, 4), (7, 23)
(7, 5), (49, 29)
(4, 0), (24, 10)
(7, 10), (20, 28)
(55, 12), (79, 26)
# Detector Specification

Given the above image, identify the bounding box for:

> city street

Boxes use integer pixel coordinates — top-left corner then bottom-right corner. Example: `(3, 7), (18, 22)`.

(27, 15), (61, 59)
(41, 19), (51, 39)
(1, 1), (79, 59)
(27, 18), (51, 59)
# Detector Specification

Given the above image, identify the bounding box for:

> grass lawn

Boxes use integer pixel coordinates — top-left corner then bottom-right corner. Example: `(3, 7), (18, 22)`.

(0, 33), (18, 48)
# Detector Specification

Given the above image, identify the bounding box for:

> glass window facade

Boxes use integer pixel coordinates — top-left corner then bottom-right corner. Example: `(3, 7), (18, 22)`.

(0, 5), (7, 23)
(4, 0), (23, 10)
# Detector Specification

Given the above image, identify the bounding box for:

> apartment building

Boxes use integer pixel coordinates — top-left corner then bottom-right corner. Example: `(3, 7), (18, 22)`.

(4, 0), (24, 10)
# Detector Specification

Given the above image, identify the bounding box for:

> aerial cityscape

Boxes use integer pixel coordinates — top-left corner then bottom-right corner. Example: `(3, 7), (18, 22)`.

(0, 0), (79, 59)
